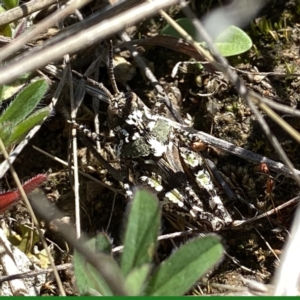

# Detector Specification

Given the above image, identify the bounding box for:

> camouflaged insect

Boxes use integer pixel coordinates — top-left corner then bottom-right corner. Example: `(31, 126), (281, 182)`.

(71, 44), (233, 231)
(72, 87), (232, 231)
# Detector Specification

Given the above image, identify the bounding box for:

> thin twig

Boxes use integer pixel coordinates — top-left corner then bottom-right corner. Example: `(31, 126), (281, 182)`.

(0, 263), (73, 283)
(66, 58), (81, 239)
(0, 0), (62, 26)
(252, 95), (300, 117)
(254, 227), (280, 262)
(112, 229), (200, 253)
(224, 251), (256, 274)
(233, 67), (300, 78)
(91, 50), (103, 152)
(232, 195), (300, 227)
(250, 92), (300, 142)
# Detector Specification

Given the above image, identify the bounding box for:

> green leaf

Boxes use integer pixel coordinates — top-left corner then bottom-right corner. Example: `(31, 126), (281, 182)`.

(3, 0), (19, 10)
(120, 190), (160, 277)
(73, 237), (123, 296)
(74, 251), (113, 296)
(161, 19), (252, 56)
(145, 235), (224, 296)
(0, 121), (14, 145)
(5, 106), (50, 146)
(124, 264), (151, 296)
(161, 18), (203, 42)
(94, 232), (112, 255)
(214, 26), (252, 57)
(0, 79), (48, 126)
(0, 6), (13, 37)
(17, 224), (40, 254)
(0, 23), (13, 37)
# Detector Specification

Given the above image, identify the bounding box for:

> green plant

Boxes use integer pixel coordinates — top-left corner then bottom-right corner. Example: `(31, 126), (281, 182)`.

(251, 16), (291, 43)
(161, 18), (252, 57)
(0, 79), (50, 148)
(2, 0), (19, 10)
(0, 3), (48, 149)
(285, 62), (296, 77)
(73, 190), (224, 296)
(0, 0), (20, 37)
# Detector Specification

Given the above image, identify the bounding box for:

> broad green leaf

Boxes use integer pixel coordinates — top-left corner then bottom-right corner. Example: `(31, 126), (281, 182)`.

(5, 106), (50, 146)
(145, 235), (224, 296)
(120, 190), (160, 277)
(214, 26), (252, 57)
(124, 264), (151, 296)
(161, 19), (252, 56)
(95, 232), (112, 255)
(161, 18), (203, 42)
(0, 79), (48, 125)
(3, 0), (19, 9)
(74, 237), (123, 296)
